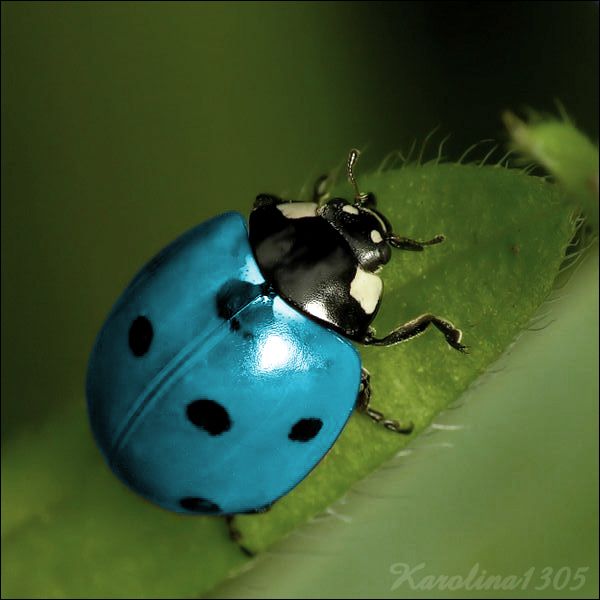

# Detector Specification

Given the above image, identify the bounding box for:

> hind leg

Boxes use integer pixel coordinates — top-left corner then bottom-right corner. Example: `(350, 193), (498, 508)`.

(355, 368), (414, 434)
(225, 515), (255, 558)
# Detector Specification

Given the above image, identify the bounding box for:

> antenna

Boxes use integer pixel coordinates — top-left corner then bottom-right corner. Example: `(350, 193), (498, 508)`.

(347, 149), (369, 204)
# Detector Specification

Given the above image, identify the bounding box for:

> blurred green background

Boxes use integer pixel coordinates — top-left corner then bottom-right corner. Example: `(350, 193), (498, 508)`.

(2, 2), (598, 598)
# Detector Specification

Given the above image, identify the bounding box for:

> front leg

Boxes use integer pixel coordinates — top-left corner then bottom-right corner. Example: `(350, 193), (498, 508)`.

(362, 314), (467, 352)
(356, 368), (414, 434)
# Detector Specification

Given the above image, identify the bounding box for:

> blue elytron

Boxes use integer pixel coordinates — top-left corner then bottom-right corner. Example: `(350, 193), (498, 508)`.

(87, 150), (466, 547)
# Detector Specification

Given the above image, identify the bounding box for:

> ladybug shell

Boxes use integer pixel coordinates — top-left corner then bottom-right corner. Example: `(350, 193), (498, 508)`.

(86, 212), (361, 515)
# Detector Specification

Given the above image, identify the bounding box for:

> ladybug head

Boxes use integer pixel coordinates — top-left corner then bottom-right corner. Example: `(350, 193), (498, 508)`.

(317, 149), (441, 273)
(317, 195), (392, 273)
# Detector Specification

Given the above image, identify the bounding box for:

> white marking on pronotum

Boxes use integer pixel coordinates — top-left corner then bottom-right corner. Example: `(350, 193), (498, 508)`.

(277, 202), (318, 219)
(350, 267), (382, 314)
(370, 229), (383, 243)
(342, 204), (359, 215)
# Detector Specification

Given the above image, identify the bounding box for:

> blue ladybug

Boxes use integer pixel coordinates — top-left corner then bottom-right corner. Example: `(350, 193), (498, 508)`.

(86, 149), (465, 548)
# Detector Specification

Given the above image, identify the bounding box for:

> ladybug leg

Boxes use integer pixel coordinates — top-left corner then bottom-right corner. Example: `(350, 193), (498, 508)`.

(386, 233), (446, 251)
(356, 368), (414, 435)
(362, 314), (468, 353)
(225, 515), (255, 558)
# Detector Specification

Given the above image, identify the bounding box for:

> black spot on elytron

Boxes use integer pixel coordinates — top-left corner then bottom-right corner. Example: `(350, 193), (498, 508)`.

(216, 279), (264, 320)
(243, 331), (254, 340)
(230, 317), (241, 332)
(128, 316), (153, 357)
(186, 399), (231, 435)
(179, 496), (221, 514)
(288, 418), (323, 442)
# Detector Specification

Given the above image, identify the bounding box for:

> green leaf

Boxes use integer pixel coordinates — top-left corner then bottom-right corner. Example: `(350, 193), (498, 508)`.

(503, 110), (599, 230)
(1, 162), (577, 598)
